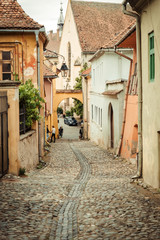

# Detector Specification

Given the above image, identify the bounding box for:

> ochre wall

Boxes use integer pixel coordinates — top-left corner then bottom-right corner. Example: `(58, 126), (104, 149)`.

(0, 86), (20, 175)
(0, 32), (45, 173)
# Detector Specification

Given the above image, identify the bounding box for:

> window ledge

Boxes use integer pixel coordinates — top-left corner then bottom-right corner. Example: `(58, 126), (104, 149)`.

(20, 130), (36, 141)
(0, 80), (21, 88)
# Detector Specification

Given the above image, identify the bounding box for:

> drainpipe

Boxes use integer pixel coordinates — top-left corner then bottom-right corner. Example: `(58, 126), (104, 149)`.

(114, 50), (133, 156)
(86, 77), (88, 139)
(35, 30), (42, 161)
(122, 1), (142, 178)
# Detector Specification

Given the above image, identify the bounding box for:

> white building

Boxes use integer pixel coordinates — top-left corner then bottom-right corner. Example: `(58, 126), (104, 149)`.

(90, 48), (133, 152)
(58, 0), (134, 110)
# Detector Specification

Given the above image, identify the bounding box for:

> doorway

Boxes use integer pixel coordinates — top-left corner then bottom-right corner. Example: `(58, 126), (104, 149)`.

(0, 91), (9, 177)
(109, 103), (114, 148)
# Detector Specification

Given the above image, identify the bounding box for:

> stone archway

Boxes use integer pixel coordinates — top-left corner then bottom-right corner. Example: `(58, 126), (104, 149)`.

(52, 89), (83, 137)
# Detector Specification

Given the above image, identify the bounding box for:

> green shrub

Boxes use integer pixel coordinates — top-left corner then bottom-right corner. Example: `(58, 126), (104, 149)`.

(65, 110), (71, 116)
(57, 107), (63, 114)
(19, 80), (45, 127)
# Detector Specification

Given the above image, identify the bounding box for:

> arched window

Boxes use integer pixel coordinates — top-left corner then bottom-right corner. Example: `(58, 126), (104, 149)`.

(68, 42), (71, 78)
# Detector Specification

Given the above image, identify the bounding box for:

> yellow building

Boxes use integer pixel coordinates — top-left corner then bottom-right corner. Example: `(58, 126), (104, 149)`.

(0, 0), (47, 176)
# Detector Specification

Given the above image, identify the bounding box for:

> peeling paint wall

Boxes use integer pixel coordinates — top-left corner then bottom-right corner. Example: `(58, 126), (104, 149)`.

(0, 32), (45, 173)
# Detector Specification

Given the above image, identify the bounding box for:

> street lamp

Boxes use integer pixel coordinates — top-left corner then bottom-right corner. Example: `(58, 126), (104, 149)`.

(44, 49), (69, 78)
(60, 62), (68, 78)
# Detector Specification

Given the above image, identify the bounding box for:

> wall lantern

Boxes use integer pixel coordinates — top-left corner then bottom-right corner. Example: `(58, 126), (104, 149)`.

(44, 49), (69, 78)
(60, 62), (69, 78)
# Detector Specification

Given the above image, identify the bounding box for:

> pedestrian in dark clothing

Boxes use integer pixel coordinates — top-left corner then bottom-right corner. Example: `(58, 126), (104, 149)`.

(79, 127), (83, 139)
(59, 126), (63, 138)
(51, 126), (56, 143)
(46, 125), (51, 142)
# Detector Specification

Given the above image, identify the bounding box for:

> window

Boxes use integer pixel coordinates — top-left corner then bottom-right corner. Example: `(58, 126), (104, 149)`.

(91, 104), (93, 120)
(98, 107), (100, 125)
(0, 51), (12, 80)
(100, 109), (102, 128)
(95, 106), (98, 123)
(149, 32), (155, 82)
(68, 42), (71, 78)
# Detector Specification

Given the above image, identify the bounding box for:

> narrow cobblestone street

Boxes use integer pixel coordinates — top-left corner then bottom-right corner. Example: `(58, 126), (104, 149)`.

(0, 140), (160, 240)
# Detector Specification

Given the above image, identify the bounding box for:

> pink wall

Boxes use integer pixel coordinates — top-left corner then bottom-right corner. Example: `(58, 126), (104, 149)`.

(44, 79), (52, 113)
(120, 49), (138, 160)
(121, 95), (138, 159)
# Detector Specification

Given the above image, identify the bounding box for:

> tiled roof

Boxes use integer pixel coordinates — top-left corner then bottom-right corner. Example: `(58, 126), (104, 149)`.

(71, 1), (134, 52)
(43, 64), (57, 78)
(81, 67), (91, 76)
(0, 0), (43, 29)
(44, 49), (58, 58)
(46, 31), (60, 53)
(103, 21), (136, 48)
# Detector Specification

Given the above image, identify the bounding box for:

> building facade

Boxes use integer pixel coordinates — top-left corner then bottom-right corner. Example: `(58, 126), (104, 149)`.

(0, 0), (47, 175)
(124, 0), (160, 188)
(90, 49), (132, 151)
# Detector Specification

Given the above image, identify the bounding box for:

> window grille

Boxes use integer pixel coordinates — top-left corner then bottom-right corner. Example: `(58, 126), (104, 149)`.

(19, 104), (30, 135)
(149, 32), (155, 82)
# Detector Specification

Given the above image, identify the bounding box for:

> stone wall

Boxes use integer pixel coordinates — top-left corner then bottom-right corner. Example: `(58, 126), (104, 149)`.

(19, 130), (38, 171)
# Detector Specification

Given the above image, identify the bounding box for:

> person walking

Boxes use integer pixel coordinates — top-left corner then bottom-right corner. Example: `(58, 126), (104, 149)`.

(59, 126), (63, 138)
(46, 125), (51, 142)
(51, 125), (56, 143)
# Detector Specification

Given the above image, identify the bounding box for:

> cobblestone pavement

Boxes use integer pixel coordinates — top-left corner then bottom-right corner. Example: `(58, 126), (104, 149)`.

(0, 140), (160, 240)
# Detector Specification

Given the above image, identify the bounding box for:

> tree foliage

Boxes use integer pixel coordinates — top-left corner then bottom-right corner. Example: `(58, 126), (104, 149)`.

(73, 63), (88, 118)
(57, 107), (63, 114)
(19, 79), (45, 127)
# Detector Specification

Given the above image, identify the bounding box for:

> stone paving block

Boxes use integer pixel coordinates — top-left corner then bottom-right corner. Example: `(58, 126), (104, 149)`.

(0, 140), (160, 240)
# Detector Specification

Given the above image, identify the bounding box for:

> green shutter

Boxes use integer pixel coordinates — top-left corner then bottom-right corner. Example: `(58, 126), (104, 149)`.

(149, 32), (155, 82)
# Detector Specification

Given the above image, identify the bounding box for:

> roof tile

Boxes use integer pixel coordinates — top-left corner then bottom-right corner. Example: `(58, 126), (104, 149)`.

(43, 64), (57, 78)
(103, 21), (136, 48)
(0, 0), (43, 30)
(71, 1), (134, 52)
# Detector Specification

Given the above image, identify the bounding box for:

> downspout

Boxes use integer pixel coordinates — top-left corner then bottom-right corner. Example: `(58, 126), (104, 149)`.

(35, 30), (42, 161)
(86, 77), (88, 139)
(114, 50), (133, 156)
(122, 1), (142, 178)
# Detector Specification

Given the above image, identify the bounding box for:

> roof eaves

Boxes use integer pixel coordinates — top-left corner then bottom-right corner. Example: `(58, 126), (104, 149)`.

(89, 48), (115, 62)
(115, 24), (136, 47)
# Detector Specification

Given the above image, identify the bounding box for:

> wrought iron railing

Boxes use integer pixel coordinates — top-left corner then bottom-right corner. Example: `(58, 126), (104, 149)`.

(19, 104), (30, 135)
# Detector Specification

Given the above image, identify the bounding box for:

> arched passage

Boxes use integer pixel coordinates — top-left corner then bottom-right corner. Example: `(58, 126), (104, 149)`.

(52, 89), (83, 137)
(108, 103), (114, 148)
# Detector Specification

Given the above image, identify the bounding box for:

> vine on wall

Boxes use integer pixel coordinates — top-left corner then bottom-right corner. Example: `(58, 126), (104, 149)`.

(19, 80), (45, 127)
